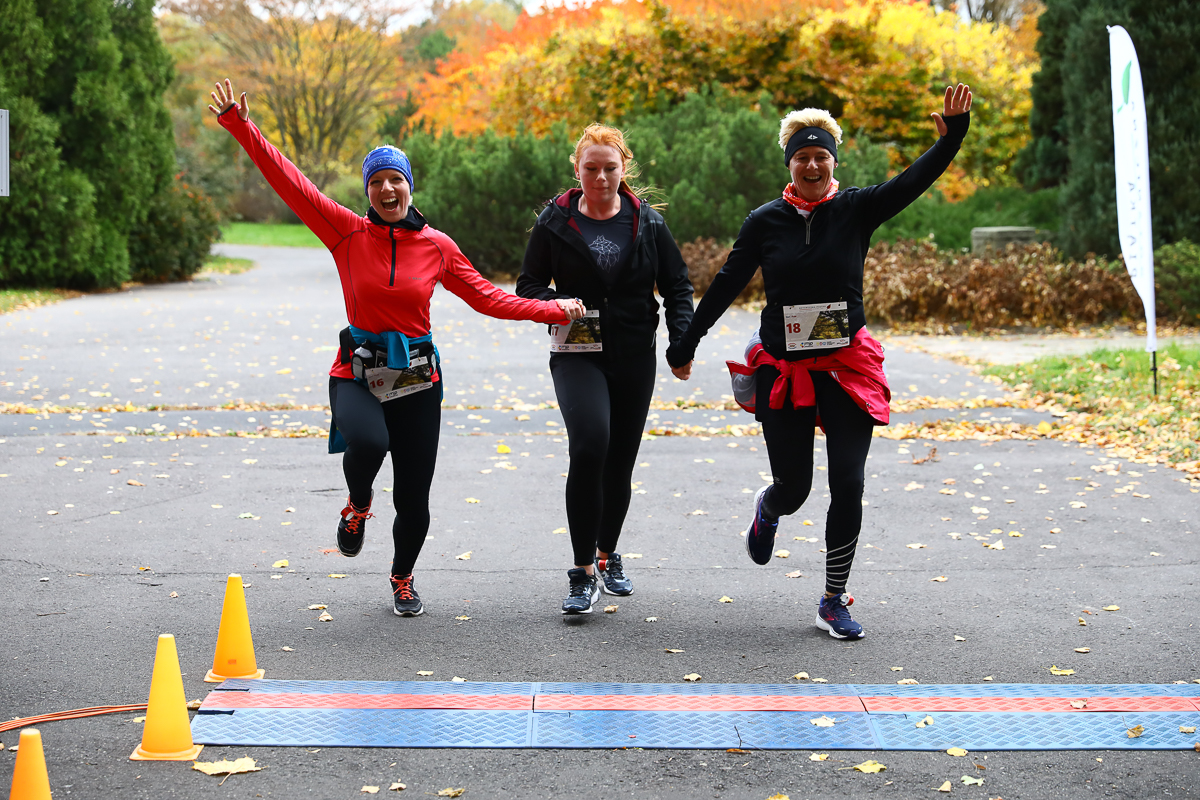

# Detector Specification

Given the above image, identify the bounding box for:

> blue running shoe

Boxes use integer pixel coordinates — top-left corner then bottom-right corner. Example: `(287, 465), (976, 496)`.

(815, 593), (864, 639)
(743, 485), (778, 565)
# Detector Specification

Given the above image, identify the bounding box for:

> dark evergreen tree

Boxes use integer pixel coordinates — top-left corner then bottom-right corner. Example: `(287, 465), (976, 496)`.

(1017, 0), (1199, 258)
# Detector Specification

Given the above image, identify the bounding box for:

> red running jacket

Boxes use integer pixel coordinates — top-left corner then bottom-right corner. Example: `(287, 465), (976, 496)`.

(726, 327), (891, 428)
(219, 110), (570, 380)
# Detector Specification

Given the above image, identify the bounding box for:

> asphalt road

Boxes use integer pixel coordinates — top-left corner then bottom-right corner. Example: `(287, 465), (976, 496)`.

(2, 244), (1198, 799)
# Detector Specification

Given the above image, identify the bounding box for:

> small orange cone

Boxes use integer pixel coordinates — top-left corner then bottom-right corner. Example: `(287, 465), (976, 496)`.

(9, 728), (52, 800)
(205, 574), (265, 682)
(130, 634), (204, 761)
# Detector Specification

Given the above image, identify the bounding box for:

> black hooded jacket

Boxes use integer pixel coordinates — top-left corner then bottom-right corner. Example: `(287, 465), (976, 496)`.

(517, 188), (694, 359)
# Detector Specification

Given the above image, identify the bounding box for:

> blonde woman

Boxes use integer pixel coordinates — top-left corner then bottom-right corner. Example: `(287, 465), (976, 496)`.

(517, 124), (695, 615)
(668, 85), (973, 639)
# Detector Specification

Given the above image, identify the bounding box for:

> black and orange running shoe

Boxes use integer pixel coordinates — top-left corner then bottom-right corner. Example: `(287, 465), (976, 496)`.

(391, 573), (424, 617)
(337, 492), (373, 557)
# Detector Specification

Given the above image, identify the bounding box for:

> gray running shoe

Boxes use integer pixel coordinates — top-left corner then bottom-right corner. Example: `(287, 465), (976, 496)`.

(595, 553), (633, 596)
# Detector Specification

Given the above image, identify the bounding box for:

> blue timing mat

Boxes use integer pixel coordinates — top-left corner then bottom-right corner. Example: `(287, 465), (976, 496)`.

(191, 680), (1200, 751)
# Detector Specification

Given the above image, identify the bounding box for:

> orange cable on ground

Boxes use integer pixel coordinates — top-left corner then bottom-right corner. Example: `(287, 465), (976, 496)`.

(0, 704), (148, 734)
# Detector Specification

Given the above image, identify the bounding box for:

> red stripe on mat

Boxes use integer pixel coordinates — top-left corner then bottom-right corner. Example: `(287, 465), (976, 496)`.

(200, 693), (533, 711)
(533, 695), (867, 712)
(861, 696), (1197, 712)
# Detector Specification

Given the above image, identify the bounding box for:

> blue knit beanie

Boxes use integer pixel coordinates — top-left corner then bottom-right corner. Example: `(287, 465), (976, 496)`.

(362, 146), (414, 197)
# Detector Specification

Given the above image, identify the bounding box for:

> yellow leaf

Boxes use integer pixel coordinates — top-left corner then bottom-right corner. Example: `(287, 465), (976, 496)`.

(436, 789), (465, 798)
(1037, 421), (1052, 435)
(191, 757), (262, 777)
(456, 551), (472, 560)
(809, 716), (836, 727)
(389, 783), (407, 791)
(276, 367), (292, 374)
(496, 444), (511, 454)
(809, 753), (829, 761)
(1079, 617), (1088, 626)
(930, 576), (948, 582)
(946, 747), (968, 756)
(683, 673), (702, 682)
(552, 527), (567, 534)
(1127, 725), (1144, 738)
(852, 760), (886, 773)
(891, 667), (904, 672)
(272, 559), (289, 568)
(133, 716), (146, 723)
(603, 604), (618, 613)
(328, 573), (347, 578)
(1102, 605), (1120, 611)
(718, 596), (733, 603)
(362, 788), (380, 795)
(416, 670), (433, 676)
(1008, 531), (1023, 537)
(937, 780), (952, 792)
(764, 795), (790, 800)
(897, 678), (919, 685)
(774, 549), (790, 558)
(1049, 666), (1075, 676)
(802, 519), (814, 525)
(318, 611), (333, 622)
(456, 615), (471, 621)
(792, 672), (809, 680)
(126, 479), (144, 486)
(465, 497), (480, 504)
(915, 716), (934, 728)
(308, 604), (326, 610)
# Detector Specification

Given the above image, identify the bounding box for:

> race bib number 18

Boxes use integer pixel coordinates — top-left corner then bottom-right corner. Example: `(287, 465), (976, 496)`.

(783, 302), (850, 351)
(549, 309), (602, 352)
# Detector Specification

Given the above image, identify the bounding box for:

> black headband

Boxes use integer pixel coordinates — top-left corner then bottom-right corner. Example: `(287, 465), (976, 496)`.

(785, 126), (838, 166)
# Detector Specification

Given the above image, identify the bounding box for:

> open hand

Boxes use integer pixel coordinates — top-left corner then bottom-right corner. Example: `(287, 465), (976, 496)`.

(671, 361), (693, 381)
(931, 83), (971, 137)
(208, 78), (249, 120)
(556, 298), (587, 321)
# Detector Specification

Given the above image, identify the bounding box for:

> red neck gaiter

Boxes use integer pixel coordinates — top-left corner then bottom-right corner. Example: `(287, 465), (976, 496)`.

(782, 178), (839, 214)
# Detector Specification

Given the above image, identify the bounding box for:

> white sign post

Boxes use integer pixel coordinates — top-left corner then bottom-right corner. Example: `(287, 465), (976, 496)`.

(0, 109), (9, 197)
(1107, 25), (1157, 393)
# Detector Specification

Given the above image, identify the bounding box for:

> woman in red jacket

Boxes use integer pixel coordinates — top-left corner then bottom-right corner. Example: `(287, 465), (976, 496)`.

(209, 79), (583, 617)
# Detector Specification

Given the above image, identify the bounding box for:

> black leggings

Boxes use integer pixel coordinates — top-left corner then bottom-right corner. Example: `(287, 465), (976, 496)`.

(329, 376), (441, 577)
(755, 368), (875, 595)
(551, 351), (657, 566)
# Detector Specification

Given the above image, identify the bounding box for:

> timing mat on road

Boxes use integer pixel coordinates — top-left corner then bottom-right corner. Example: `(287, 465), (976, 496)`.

(192, 680), (1200, 751)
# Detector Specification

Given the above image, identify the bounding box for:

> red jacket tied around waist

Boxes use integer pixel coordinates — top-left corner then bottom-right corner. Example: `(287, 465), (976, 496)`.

(218, 110), (569, 381)
(727, 328), (891, 427)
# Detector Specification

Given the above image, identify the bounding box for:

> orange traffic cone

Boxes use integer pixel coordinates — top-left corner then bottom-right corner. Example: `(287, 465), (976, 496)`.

(205, 574), (265, 683)
(130, 634), (204, 761)
(9, 728), (52, 800)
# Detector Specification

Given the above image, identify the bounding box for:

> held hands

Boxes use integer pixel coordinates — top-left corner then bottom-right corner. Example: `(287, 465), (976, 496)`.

(556, 298), (587, 321)
(208, 78), (249, 120)
(931, 83), (972, 137)
(671, 361), (693, 381)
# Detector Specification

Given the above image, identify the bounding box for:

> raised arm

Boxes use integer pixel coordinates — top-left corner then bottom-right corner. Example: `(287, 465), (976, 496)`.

(665, 212), (762, 369)
(435, 231), (582, 324)
(208, 79), (360, 251)
(857, 83), (972, 232)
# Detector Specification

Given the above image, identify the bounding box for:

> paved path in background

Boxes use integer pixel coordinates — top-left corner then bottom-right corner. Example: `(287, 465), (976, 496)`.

(2, 245), (1198, 799)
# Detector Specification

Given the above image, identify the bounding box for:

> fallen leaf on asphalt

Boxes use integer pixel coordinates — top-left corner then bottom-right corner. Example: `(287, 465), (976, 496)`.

(810, 716), (837, 727)
(983, 676), (994, 681)
(930, 576), (948, 582)
(1069, 501), (1087, 509)
(284, 507), (295, 513)
(456, 552), (472, 560)
(946, 748), (968, 757)
(665, 648), (684, 653)
(775, 549), (790, 558)
(187, 699), (202, 710)
(603, 605), (618, 614)
(785, 570), (803, 578)
(308, 604), (327, 610)
(939, 488), (957, 495)
(904, 482), (924, 491)
(455, 615), (471, 621)
(683, 673), (701, 682)
(169, 591), (179, 598)
(915, 716), (934, 728)
(465, 498), (479, 504)
(318, 611), (333, 622)
(936, 780), (952, 792)
(852, 760), (886, 773)
(328, 574), (347, 578)
(126, 479), (145, 486)
(552, 527), (567, 534)
(802, 519), (814, 525)
(793, 672), (809, 680)
(272, 560), (288, 568)
(906, 543), (926, 549)
(133, 716), (146, 723)
(496, 444), (511, 454)
(192, 757), (261, 777)
(1127, 724), (1144, 738)
(389, 782), (406, 791)
(897, 678), (919, 685)
(1008, 531), (1023, 537)
(1049, 666), (1075, 676)
(809, 753), (829, 761)
(718, 596), (733, 603)
(1079, 617), (1088, 626)
(812, 678), (829, 683)
(1180, 726), (1196, 733)
(1070, 700), (1087, 709)
(110, 468), (120, 474)
(1041, 544), (1057, 549)
(452, 677), (466, 683)
(954, 636), (966, 642)
(436, 789), (464, 798)
(891, 666), (904, 672)
(1103, 605), (1120, 611)
(985, 541), (1005, 550)
(961, 776), (983, 786)
(362, 787), (379, 795)
(644, 617), (658, 622)
(281, 646), (294, 652)
(1074, 648), (1090, 653)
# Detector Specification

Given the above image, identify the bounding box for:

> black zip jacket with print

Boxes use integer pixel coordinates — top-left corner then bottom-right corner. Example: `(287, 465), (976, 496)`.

(667, 112), (969, 367)
(517, 188), (695, 359)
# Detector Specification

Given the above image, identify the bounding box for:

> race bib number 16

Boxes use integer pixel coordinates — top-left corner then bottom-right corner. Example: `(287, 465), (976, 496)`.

(783, 302), (850, 351)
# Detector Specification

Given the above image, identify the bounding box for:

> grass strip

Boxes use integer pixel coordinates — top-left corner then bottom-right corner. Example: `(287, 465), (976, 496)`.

(1, 288), (82, 315)
(201, 256), (257, 275)
(219, 221), (323, 248)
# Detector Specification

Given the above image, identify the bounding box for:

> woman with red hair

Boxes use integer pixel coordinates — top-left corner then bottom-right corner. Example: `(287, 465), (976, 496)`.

(518, 125), (695, 615)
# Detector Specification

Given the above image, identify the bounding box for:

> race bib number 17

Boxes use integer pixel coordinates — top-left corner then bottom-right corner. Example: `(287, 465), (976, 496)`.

(783, 302), (850, 351)
(549, 309), (602, 352)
